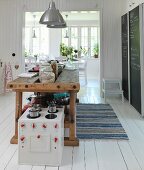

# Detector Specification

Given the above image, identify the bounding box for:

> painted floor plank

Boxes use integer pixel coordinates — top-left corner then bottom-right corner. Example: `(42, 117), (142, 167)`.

(0, 115), (14, 142)
(0, 129), (14, 159)
(5, 149), (33, 170)
(18, 165), (32, 170)
(96, 141), (127, 170)
(0, 144), (17, 170)
(45, 166), (58, 170)
(32, 165), (45, 170)
(72, 141), (85, 170)
(0, 120), (14, 145)
(85, 141), (99, 170)
(118, 141), (141, 170)
(59, 146), (73, 170)
(5, 149), (19, 170)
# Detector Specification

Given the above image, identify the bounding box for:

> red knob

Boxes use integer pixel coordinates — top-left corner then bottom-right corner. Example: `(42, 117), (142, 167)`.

(21, 123), (25, 128)
(54, 137), (58, 143)
(42, 124), (47, 129)
(20, 136), (25, 142)
(54, 123), (58, 129)
(37, 135), (40, 139)
(32, 123), (36, 129)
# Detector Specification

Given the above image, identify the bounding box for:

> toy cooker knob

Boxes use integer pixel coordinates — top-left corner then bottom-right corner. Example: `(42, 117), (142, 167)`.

(42, 124), (47, 128)
(20, 123), (25, 128)
(54, 123), (58, 129)
(37, 135), (40, 139)
(54, 137), (58, 143)
(20, 136), (25, 142)
(32, 123), (36, 129)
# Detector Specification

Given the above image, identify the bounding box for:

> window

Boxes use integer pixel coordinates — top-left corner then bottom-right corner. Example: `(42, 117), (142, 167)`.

(32, 28), (39, 55)
(81, 27), (88, 56)
(25, 26), (49, 57)
(91, 27), (98, 56)
(25, 27), (31, 54)
(62, 26), (100, 58)
(62, 29), (68, 46)
(40, 27), (49, 55)
(70, 27), (78, 49)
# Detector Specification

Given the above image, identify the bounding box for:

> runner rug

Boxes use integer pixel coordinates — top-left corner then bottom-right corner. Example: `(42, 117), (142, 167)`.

(76, 103), (128, 140)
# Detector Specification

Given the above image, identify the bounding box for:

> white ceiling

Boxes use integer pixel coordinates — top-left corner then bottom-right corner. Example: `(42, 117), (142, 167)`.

(62, 11), (99, 21)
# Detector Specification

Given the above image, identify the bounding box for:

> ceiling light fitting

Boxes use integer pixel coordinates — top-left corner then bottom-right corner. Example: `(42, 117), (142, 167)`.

(39, 0), (67, 28)
(32, 30), (37, 38)
(64, 14), (69, 38)
(64, 30), (69, 38)
(32, 15), (37, 38)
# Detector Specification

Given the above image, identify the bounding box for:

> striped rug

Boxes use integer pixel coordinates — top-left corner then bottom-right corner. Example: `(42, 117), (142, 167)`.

(76, 104), (128, 140)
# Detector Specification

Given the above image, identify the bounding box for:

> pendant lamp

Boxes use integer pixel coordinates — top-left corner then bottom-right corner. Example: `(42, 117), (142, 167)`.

(39, 0), (67, 28)
(32, 30), (37, 38)
(64, 15), (69, 38)
(32, 15), (37, 38)
(64, 30), (69, 38)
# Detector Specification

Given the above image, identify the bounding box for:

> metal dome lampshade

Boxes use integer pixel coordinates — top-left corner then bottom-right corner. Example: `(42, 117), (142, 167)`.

(39, 0), (67, 28)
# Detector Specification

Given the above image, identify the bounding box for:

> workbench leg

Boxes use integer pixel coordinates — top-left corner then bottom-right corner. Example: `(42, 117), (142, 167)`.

(68, 91), (79, 146)
(10, 91), (22, 144)
(69, 91), (76, 123)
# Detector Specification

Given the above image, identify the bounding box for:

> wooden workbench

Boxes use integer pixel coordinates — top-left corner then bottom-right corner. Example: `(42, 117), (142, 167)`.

(7, 69), (80, 146)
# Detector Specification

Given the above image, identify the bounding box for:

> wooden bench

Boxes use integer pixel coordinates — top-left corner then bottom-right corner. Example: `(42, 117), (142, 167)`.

(7, 69), (80, 146)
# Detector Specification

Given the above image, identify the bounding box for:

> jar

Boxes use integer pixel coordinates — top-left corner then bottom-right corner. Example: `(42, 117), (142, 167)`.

(30, 94), (37, 105)
(40, 63), (51, 73)
(51, 61), (58, 80)
(39, 63), (55, 83)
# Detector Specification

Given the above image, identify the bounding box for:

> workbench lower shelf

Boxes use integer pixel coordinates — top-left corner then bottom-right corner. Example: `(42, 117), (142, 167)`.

(64, 137), (79, 146)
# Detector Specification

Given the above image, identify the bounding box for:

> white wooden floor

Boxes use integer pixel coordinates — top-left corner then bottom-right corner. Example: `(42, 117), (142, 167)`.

(0, 79), (144, 170)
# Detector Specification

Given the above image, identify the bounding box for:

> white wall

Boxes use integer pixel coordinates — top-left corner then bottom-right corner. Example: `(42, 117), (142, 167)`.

(87, 58), (100, 80)
(101, 0), (126, 79)
(0, 0), (18, 80)
(0, 0), (127, 92)
(48, 28), (61, 59)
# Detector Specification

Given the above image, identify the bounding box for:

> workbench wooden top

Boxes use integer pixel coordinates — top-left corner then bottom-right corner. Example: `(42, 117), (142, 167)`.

(7, 69), (80, 92)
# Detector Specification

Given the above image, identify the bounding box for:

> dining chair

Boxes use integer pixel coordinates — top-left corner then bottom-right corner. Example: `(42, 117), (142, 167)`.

(25, 56), (37, 71)
(78, 58), (87, 85)
(38, 55), (49, 63)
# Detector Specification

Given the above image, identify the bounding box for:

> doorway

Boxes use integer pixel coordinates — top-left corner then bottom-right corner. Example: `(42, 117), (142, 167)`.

(24, 11), (100, 94)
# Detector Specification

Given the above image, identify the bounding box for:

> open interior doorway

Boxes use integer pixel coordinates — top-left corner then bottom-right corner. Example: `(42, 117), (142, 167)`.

(24, 11), (101, 99)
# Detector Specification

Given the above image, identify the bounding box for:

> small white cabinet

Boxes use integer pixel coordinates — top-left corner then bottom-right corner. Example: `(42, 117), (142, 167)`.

(102, 78), (124, 103)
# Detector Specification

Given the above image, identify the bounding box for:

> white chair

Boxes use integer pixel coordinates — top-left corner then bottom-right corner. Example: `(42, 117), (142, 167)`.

(102, 78), (124, 103)
(38, 55), (49, 63)
(78, 59), (87, 85)
(25, 56), (37, 71)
